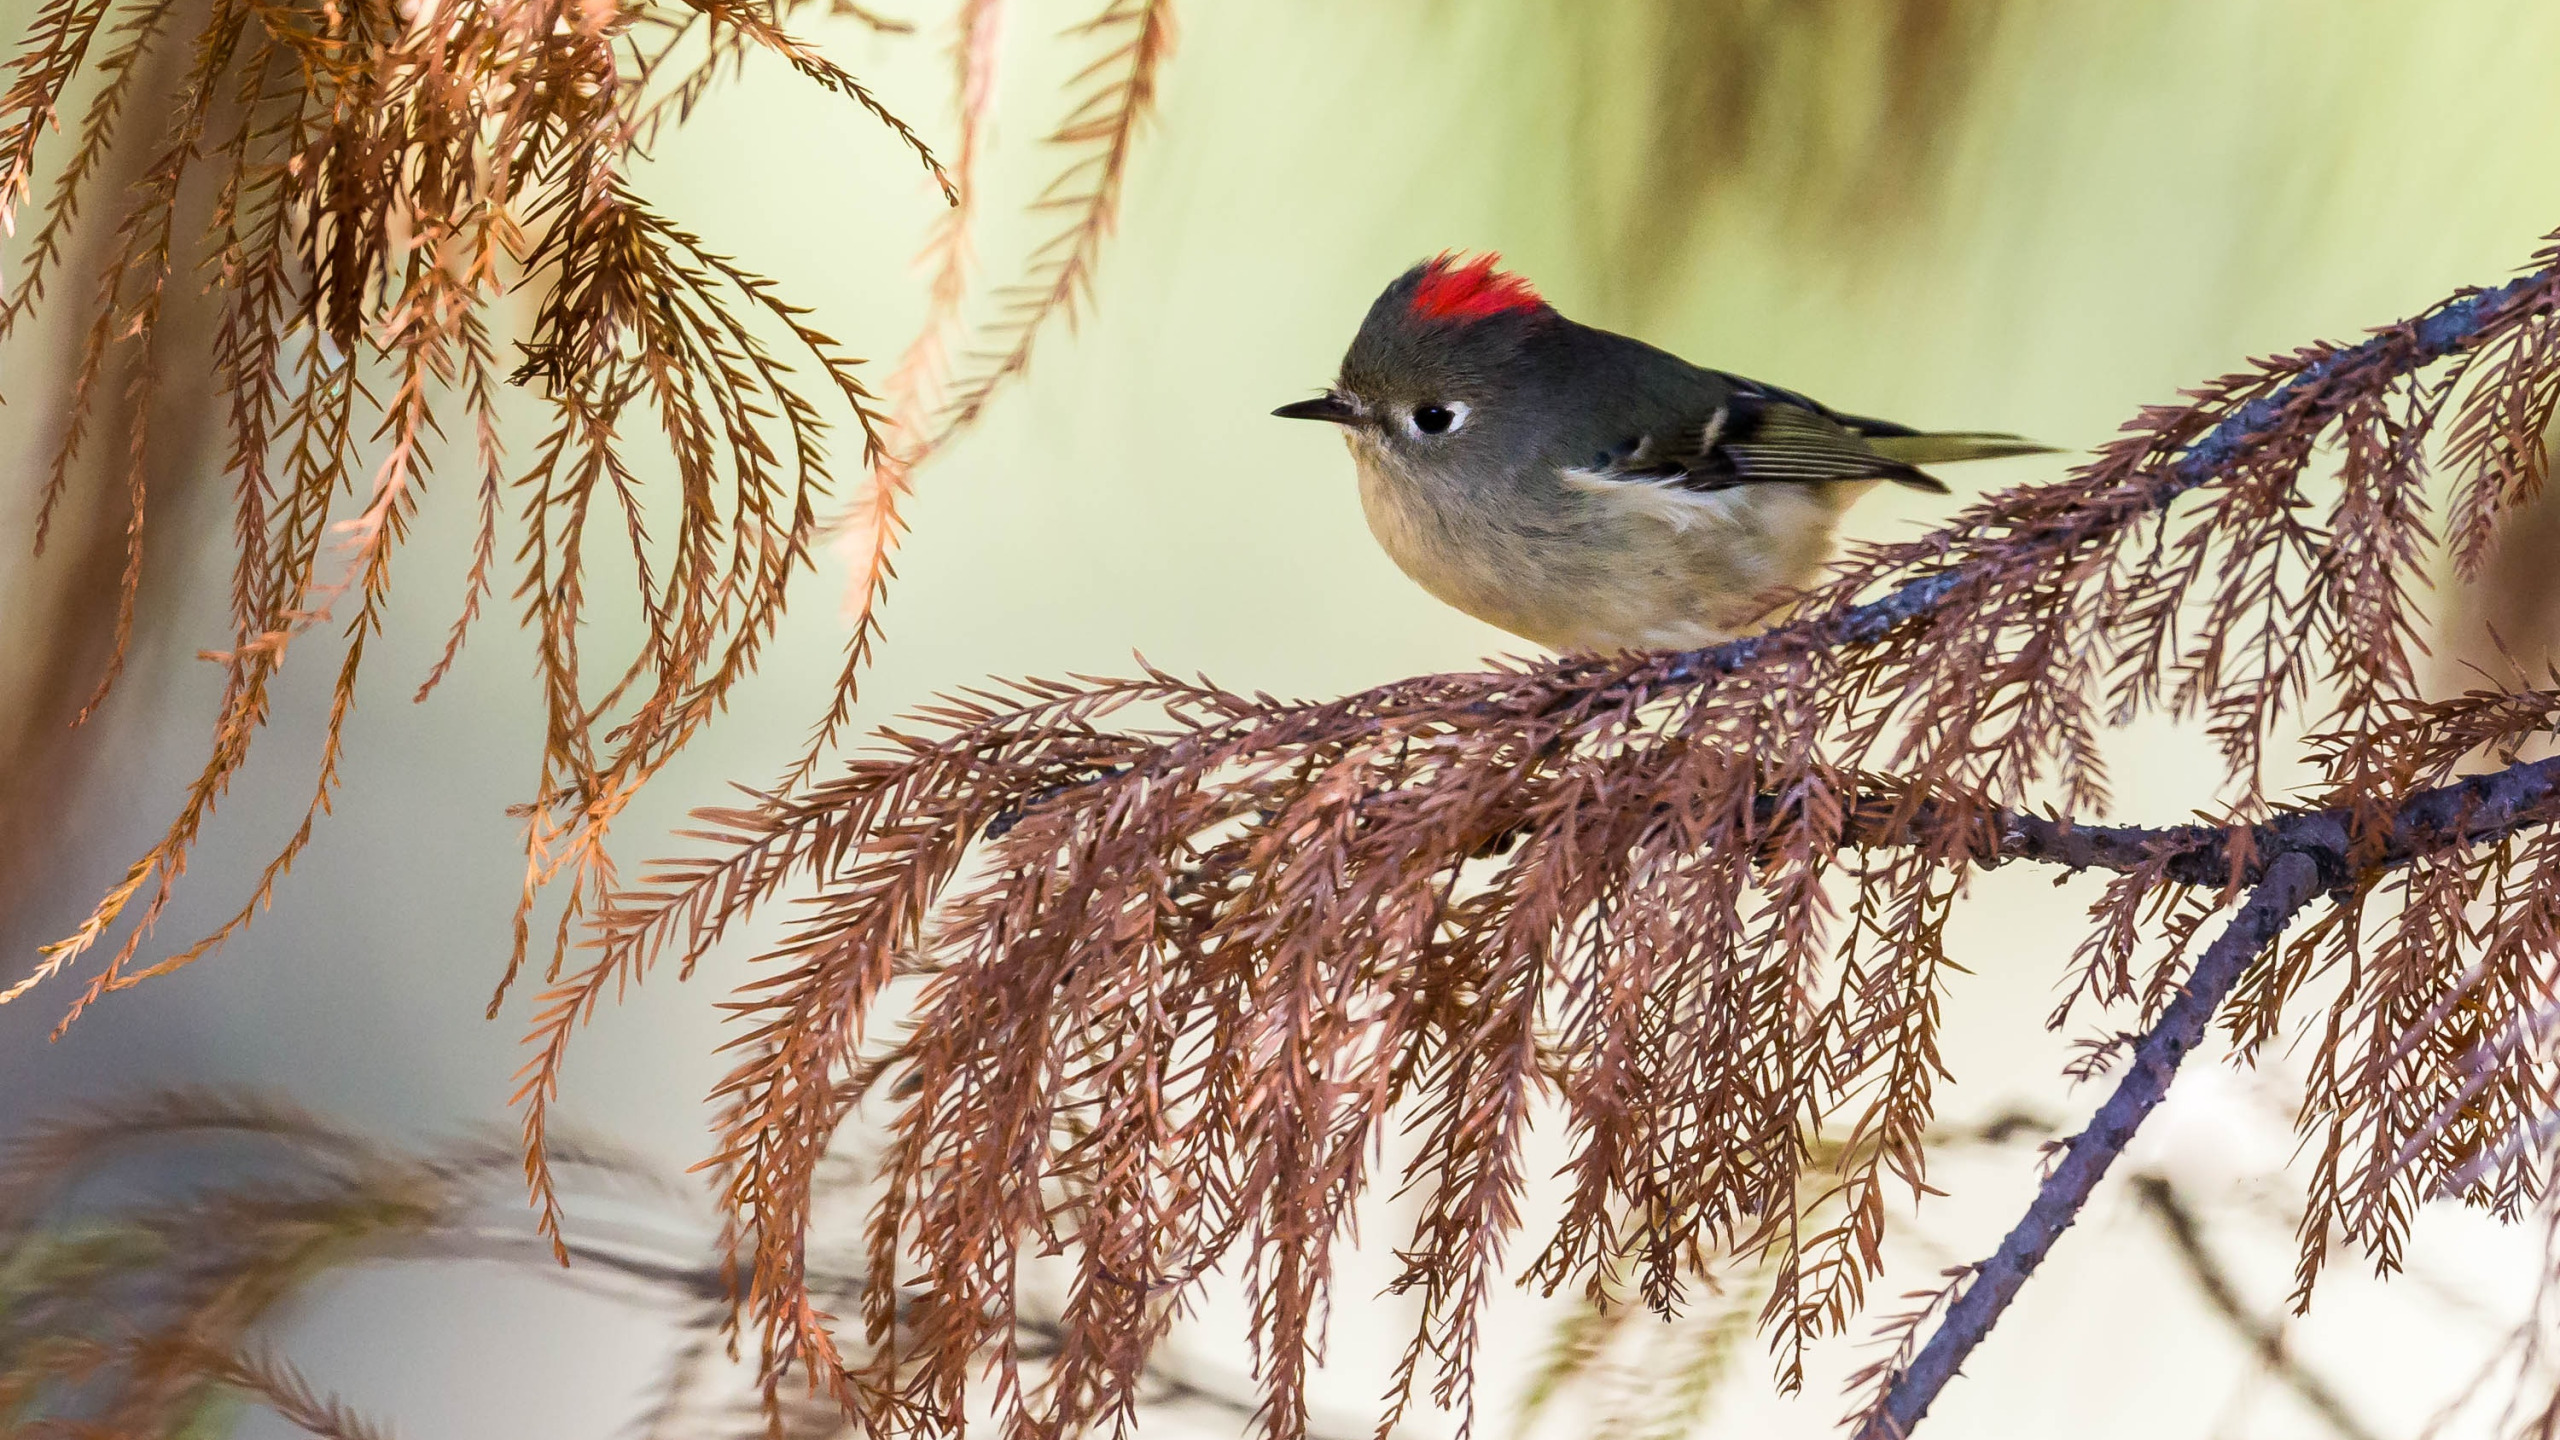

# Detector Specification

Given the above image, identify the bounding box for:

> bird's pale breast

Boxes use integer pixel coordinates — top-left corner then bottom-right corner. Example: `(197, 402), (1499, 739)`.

(1351, 437), (1863, 652)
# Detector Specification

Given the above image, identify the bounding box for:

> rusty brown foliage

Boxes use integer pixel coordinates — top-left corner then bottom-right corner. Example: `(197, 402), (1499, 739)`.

(0, 0), (1172, 1027)
(505, 237), (2560, 1436)
(0, 0), (916, 1025)
(0, 1090), (2444, 1438)
(15, 3), (2560, 1432)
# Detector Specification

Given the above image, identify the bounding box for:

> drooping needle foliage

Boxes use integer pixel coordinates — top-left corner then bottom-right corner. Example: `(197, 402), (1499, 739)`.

(11, 4), (2560, 1435)
(528, 240), (2560, 1435)
(0, 0), (1173, 1025)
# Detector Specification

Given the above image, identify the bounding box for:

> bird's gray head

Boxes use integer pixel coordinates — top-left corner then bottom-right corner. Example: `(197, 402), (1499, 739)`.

(1274, 253), (1557, 474)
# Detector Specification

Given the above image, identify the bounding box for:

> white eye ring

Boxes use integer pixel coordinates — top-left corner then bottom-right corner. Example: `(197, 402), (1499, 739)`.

(1406, 400), (1469, 438)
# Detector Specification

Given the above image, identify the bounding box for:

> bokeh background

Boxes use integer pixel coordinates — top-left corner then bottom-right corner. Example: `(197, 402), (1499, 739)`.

(6, 3), (2560, 1435)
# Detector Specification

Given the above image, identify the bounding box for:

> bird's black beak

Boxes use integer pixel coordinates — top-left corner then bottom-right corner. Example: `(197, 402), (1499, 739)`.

(1272, 392), (1359, 425)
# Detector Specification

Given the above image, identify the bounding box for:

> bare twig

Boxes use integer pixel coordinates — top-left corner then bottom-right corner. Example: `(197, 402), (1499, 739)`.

(1897, 747), (2560, 887)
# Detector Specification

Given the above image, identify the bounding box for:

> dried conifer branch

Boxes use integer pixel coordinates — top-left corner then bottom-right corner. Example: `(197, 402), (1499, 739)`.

(1853, 853), (2325, 1437)
(0, 1091), (513, 1434)
(507, 236), (2560, 1436)
(1849, 749), (2560, 1437)
(924, 0), (1171, 443)
(22, 7), (2557, 1420)
(1646, 264), (2553, 707)
(1785, 742), (2560, 889)
(0, 1089), (739, 1435)
(0, 0), (1159, 1028)
(0, 0), (1195, 1033)
(140, 1342), (400, 1440)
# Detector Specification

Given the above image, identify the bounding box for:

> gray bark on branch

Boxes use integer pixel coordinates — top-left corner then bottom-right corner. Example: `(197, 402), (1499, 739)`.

(1859, 751), (2560, 887)
(1854, 736), (2560, 1434)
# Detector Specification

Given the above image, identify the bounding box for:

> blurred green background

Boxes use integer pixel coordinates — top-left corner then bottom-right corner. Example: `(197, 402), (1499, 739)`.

(5, 2), (2560, 1434)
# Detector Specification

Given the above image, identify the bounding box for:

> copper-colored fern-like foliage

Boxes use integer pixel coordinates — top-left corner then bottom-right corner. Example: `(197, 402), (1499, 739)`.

(5, 1090), (2470, 1437)
(0, 0), (927, 1024)
(519, 236), (2560, 1436)
(19, 6), (2560, 1430)
(0, 0), (1175, 1026)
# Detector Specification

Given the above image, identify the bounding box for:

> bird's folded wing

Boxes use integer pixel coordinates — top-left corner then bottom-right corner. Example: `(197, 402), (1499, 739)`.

(1570, 391), (1945, 496)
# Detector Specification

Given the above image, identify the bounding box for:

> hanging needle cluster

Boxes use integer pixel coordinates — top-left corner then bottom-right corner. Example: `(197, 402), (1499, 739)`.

(0, 0), (1173, 1026)
(15, 4), (2560, 1432)
(523, 236), (2560, 1434)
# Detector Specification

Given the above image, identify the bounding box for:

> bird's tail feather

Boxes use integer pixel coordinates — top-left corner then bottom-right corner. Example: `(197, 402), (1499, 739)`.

(1866, 431), (2058, 466)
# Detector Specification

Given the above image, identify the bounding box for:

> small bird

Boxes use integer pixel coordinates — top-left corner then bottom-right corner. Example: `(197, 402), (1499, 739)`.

(1275, 253), (2054, 652)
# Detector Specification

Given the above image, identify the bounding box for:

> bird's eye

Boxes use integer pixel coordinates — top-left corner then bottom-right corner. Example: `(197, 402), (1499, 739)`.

(1410, 402), (1464, 436)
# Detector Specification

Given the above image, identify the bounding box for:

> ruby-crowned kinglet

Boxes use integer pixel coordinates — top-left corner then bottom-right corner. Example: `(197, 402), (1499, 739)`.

(1275, 254), (2053, 651)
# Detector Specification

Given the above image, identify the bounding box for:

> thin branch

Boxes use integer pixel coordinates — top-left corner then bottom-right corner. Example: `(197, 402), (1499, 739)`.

(1886, 748), (2560, 887)
(1620, 269), (2551, 698)
(990, 733), (2560, 891)
(1858, 851), (2327, 1438)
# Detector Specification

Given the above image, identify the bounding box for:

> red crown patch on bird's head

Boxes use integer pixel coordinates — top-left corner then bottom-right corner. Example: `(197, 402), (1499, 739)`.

(1408, 252), (1546, 323)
